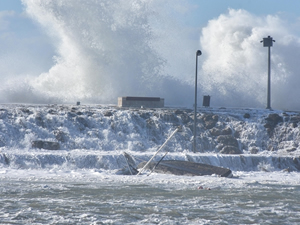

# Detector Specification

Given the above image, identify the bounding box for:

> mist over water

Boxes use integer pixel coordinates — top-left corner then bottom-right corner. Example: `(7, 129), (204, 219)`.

(1, 1), (300, 109)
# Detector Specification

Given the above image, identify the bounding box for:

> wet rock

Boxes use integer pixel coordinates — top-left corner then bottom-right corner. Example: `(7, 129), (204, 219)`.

(53, 130), (68, 143)
(20, 108), (33, 114)
(67, 112), (77, 118)
(0, 153), (10, 165)
(221, 127), (232, 135)
(293, 157), (300, 170)
(76, 111), (83, 115)
(0, 109), (8, 119)
(290, 115), (300, 123)
(146, 118), (156, 128)
(179, 114), (191, 124)
(282, 167), (291, 173)
(103, 111), (113, 117)
(139, 112), (151, 119)
(286, 147), (297, 152)
(216, 135), (241, 154)
(201, 114), (218, 129)
(160, 113), (178, 123)
(76, 116), (90, 128)
(220, 146), (241, 154)
(0, 138), (5, 147)
(3, 154), (10, 165)
(210, 127), (221, 136)
(47, 109), (57, 114)
(174, 110), (184, 115)
(243, 113), (250, 119)
(249, 147), (259, 154)
(264, 113), (283, 129)
(210, 127), (231, 136)
(35, 114), (45, 127)
(216, 135), (239, 148)
(290, 115), (300, 127)
(32, 140), (60, 150)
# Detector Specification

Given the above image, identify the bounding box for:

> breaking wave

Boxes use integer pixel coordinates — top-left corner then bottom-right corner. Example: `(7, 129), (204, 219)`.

(1, 2), (300, 109)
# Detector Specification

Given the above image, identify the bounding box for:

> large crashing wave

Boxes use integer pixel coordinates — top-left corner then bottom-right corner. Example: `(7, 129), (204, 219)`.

(2, 0), (194, 105)
(1, 2), (300, 109)
(200, 9), (300, 110)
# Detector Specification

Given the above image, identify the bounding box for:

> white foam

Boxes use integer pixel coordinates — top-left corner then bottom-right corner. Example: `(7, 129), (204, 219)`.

(0, 3), (299, 110)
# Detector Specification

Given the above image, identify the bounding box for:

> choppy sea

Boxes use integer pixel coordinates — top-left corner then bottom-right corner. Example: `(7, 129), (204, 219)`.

(0, 168), (299, 225)
(1, 104), (300, 224)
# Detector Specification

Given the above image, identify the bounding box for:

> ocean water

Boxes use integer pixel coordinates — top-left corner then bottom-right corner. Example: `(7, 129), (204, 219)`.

(0, 169), (299, 224)
(1, 104), (300, 224)
(2, 1), (300, 223)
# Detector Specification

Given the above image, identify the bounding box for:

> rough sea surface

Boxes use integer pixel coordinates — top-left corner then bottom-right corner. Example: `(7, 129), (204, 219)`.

(0, 104), (300, 224)
(0, 170), (299, 224)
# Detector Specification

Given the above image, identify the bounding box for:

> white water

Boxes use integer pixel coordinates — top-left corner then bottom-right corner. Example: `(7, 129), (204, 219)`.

(1, 1), (300, 223)
(0, 104), (300, 224)
(1, 1), (300, 110)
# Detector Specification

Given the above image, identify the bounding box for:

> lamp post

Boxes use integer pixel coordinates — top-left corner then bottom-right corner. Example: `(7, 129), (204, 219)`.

(261, 36), (275, 110)
(193, 50), (202, 153)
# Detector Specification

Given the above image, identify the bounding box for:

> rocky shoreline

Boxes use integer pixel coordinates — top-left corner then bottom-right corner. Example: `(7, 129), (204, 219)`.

(0, 104), (300, 156)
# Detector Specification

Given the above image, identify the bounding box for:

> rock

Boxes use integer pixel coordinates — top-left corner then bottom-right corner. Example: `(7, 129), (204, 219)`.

(146, 118), (156, 128)
(290, 115), (300, 128)
(290, 115), (300, 123)
(201, 114), (218, 129)
(160, 113), (179, 123)
(282, 167), (291, 173)
(216, 135), (239, 148)
(249, 147), (259, 154)
(53, 130), (68, 142)
(139, 112), (151, 119)
(210, 128), (221, 136)
(286, 147), (297, 152)
(174, 109), (184, 115)
(264, 113), (283, 129)
(179, 114), (191, 124)
(32, 140), (60, 150)
(103, 111), (113, 117)
(243, 113), (250, 119)
(216, 135), (241, 154)
(76, 116), (89, 128)
(35, 114), (45, 127)
(210, 127), (231, 136)
(220, 146), (241, 154)
(0, 138), (5, 148)
(221, 127), (232, 135)
(67, 112), (77, 118)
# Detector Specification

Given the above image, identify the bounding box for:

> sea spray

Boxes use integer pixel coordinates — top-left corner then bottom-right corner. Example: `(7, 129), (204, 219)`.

(200, 9), (300, 110)
(1, 2), (300, 110)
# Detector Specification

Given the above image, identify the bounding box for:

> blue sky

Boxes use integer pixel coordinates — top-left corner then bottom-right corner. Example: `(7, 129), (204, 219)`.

(2, 0), (300, 30)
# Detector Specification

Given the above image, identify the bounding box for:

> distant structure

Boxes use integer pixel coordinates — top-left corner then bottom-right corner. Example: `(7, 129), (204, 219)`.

(202, 95), (210, 107)
(118, 96), (164, 108)
(261, 35), (275, 110)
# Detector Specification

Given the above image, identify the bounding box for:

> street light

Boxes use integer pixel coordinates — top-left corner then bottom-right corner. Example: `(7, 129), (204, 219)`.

(193, 50), (202, 153)
(261, 35), (275, 109)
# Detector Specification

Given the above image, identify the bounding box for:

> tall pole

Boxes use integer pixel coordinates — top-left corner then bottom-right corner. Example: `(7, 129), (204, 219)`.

(261, 35), (275, 110)
(193, 50), (202, 153)
(267, 45), (271, 109)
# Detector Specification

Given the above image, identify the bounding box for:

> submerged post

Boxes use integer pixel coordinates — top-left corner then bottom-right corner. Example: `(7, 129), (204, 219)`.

(261, 36), (275, 110)
(193, 50), (202, 153)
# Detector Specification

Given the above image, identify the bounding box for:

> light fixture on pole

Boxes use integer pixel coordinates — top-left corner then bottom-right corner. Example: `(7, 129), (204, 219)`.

(193, 50), (202, 153)
(261, 35), (275, 110)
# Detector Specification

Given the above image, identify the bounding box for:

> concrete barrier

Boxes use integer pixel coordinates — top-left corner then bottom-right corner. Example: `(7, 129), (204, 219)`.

(118, 96), (164, 108)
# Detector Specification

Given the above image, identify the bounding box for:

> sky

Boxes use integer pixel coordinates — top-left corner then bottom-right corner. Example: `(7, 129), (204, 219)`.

(1, 0), (300, 110)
